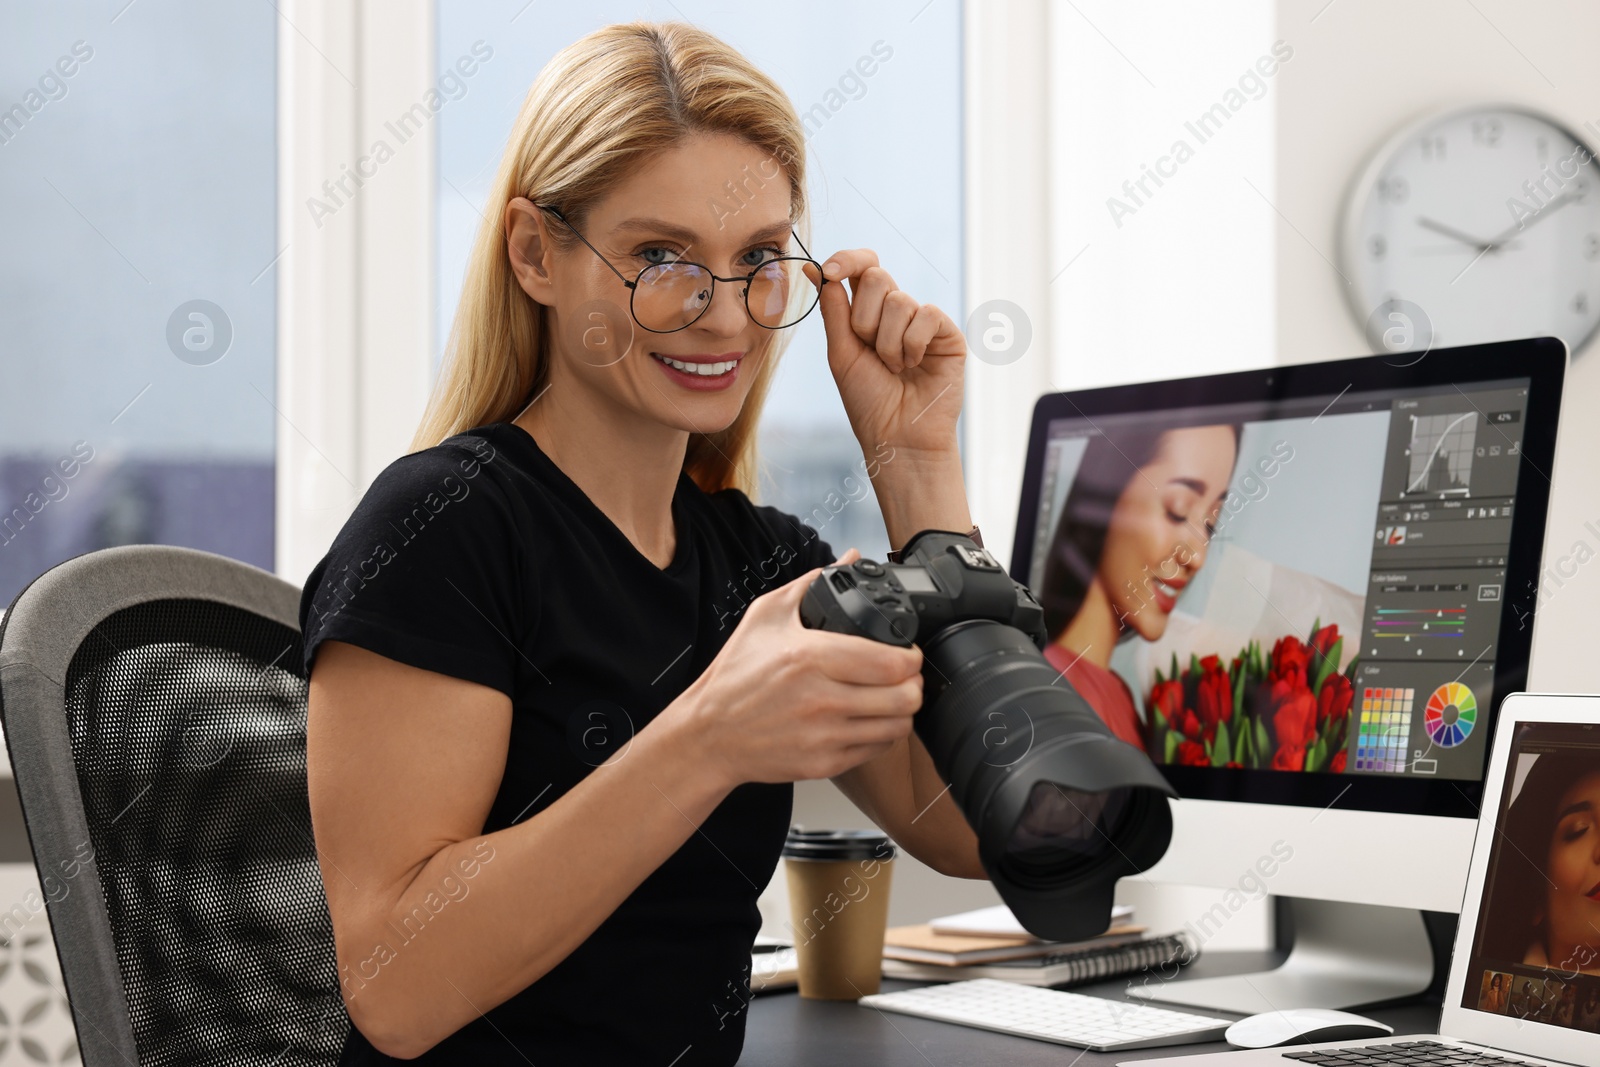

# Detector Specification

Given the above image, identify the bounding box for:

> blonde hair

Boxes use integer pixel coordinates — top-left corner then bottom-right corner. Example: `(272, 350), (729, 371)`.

(410, 20), (810, 497)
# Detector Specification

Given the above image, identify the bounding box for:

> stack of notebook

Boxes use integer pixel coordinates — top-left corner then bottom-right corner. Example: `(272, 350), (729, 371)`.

(881, 904), (1197, 987)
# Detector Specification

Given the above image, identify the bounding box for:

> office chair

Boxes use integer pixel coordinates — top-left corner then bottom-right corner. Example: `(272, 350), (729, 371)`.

(0, 545), (351, 1066)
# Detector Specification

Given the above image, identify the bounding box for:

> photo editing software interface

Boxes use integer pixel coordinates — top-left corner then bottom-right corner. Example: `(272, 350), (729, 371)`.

(1463, 721), (1600, 1033)
(1024, 377), (1531, 781)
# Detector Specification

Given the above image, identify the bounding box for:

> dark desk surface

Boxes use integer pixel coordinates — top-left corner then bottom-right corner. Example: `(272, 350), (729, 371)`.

(743, 951), (1443, 1066)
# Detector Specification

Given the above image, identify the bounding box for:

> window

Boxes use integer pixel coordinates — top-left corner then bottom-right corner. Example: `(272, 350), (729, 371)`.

(0, 1), (277, 607)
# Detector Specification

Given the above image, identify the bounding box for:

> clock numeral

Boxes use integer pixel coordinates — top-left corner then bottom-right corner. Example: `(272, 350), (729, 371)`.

(1369, 235), (1387, 260)
(1574, 293), (1590, 316)
(1585, 234), (1600, 260)
(1419, 135), (1447, 160)
(1471, 118), (1502, 146)
(1377, 176), (1409, 204)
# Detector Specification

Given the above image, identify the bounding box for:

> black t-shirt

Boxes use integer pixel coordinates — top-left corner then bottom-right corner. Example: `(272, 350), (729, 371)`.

(298, 421), (837, 1065)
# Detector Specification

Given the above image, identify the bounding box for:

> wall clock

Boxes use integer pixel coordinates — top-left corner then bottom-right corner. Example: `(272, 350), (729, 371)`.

(1340, 103), (1600, 358)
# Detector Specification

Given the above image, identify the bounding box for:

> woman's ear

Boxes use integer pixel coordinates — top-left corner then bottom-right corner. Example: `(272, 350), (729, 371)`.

(505, 197), (557, 306)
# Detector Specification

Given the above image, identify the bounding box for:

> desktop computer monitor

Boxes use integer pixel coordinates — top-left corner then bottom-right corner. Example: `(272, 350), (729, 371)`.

(1007, 337), (1567, 1013)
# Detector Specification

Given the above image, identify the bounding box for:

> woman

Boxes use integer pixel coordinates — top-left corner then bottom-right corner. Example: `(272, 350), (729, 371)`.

(302, 22), (985, 1064)
(1036, 424), (1239, 750)
(1480, 750), (1600, 977)
(1477, 971), (1507, 1013)
(1576, 984), (1600, 1028)
(1555, 981), (1578, 1025)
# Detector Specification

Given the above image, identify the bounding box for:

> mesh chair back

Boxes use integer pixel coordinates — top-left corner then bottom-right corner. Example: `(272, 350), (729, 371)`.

(0, 545), (350, 1066)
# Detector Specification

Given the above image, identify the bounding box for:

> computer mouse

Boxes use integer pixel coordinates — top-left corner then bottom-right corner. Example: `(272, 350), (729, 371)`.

(1225, 1008), (1394, 1049)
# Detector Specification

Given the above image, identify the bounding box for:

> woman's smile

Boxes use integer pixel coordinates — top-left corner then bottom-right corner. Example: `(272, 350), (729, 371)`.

(1149, 573), (1187, 616)
(649, 349), (745, 390)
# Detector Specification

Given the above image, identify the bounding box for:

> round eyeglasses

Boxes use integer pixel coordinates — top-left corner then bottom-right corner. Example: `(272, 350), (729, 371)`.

(534, 203), (828, 334)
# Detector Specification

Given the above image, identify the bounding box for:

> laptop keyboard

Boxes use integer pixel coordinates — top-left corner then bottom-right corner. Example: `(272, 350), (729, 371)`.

(1283, 1039), (1537, 1065)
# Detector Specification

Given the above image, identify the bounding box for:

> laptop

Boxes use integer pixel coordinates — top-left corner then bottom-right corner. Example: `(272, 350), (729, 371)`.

(1129, 692), (1600, 1067)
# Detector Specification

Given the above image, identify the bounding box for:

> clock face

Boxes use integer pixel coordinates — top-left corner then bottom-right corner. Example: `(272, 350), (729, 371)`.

(1341, 105), (1600, 357)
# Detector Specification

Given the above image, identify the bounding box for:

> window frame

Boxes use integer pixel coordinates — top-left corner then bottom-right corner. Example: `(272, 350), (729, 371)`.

(276, 0), (436, 587)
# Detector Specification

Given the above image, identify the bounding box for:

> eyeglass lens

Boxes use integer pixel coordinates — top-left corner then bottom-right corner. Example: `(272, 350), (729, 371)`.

(633, 258), (820, 331)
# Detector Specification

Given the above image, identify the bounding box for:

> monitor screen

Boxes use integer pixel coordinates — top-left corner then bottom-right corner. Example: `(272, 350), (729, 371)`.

(1010, 341), (1564, 817)
(1460, 720), (1600, 1032)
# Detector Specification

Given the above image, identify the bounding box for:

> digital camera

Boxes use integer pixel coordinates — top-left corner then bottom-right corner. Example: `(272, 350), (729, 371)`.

(799, 529), (1175, 941)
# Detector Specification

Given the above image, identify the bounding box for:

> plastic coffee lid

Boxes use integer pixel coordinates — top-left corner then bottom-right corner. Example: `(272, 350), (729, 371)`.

(782, 827), (896, 861)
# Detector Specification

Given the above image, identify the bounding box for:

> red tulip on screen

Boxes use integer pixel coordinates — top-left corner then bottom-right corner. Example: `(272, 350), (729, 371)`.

(1309, 624), (1339, 664)
(1195, 659), (1233, 743)
(1149, 678), (1185, 730)
(1270, 634), (1310, 688)
(1317, 672), (1353, 729)
(1270, 675), (1317, 752)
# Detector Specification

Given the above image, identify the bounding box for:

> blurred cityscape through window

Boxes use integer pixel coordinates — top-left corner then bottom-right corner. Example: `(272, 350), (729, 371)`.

(0, 1), (277, 607)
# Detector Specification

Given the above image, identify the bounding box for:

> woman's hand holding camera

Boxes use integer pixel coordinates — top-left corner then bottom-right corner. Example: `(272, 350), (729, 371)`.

(669, 548), (925, 791)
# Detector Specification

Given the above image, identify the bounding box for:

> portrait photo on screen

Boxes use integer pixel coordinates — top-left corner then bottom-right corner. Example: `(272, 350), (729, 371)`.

(1481, 744), (1600, 976)
(1460, 722), (1600, 1035)
(1033, 410), (1389, 775)
(1476, 969), (1512, 1014)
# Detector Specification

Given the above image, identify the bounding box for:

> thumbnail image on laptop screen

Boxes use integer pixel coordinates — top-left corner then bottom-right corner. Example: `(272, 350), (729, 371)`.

(1022, 378), (1531, 782)
(1461, 721), (1600, 1032)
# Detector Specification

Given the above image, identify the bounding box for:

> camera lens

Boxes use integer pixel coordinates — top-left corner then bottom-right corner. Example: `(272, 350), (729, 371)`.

(1006, 781), (1133, 863)
(914, 618), (1174, 941)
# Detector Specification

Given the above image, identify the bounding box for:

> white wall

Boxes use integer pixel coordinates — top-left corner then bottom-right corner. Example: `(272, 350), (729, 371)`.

(1272, 0), (1600, 691)
(1047, 0), (1279, 390)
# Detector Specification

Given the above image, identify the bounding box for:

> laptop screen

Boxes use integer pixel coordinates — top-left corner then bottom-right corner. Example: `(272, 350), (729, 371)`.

(1461, 720), (1600, 1031)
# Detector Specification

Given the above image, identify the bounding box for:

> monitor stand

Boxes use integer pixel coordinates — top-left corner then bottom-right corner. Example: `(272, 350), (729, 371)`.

(1126, 898), (1435, 1014)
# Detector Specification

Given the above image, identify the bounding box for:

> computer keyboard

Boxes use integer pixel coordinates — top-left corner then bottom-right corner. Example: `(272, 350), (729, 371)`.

(1283, 1039), (1538, 1065)
(857, 978), (1234, 1051)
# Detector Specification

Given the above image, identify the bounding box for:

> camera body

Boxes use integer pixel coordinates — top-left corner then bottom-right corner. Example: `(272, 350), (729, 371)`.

(798, 530), (1047, 652)
(799, 529), (1174, 942)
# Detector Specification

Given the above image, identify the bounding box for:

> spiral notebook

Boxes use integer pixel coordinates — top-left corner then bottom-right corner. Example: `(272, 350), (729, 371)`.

(879, 930), (1198, 988)
(883, 923), (1147, 965)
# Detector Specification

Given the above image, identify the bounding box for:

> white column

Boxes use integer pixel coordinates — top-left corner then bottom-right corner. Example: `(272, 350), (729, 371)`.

(962, 0), (1057, 571)
(276, 0), (435, 587)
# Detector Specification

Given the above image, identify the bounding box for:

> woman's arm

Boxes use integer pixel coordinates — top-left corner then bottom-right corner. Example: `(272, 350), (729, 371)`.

(871, 446), (973, 557)
(308, 567), (923, 1058)
(830, 732), (986, 878)
(830, 449), (988, 879)
(308, 639), (733, 1058)
(803, 249), (986, 878)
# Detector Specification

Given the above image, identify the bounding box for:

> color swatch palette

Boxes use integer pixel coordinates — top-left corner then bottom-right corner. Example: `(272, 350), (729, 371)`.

(1356, 686), (1415, 772)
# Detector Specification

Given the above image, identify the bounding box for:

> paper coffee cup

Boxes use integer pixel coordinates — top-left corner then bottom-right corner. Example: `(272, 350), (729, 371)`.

(782, 828), (896, 1000)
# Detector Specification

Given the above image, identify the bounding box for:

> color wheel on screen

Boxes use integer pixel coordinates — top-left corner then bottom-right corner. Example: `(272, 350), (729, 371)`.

(1424, 682), (1477, 748)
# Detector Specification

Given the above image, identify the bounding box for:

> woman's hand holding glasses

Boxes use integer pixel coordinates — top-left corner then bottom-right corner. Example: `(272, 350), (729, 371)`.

(803, 251), (968, 462)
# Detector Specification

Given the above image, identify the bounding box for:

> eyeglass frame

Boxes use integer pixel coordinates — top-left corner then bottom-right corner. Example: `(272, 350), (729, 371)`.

(532, 202), (830, 334)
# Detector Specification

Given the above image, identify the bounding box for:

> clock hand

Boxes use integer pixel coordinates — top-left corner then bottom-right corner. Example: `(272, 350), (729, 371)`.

(1480, 189), (1579, 250)
(1415, 216), (1497, 252)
